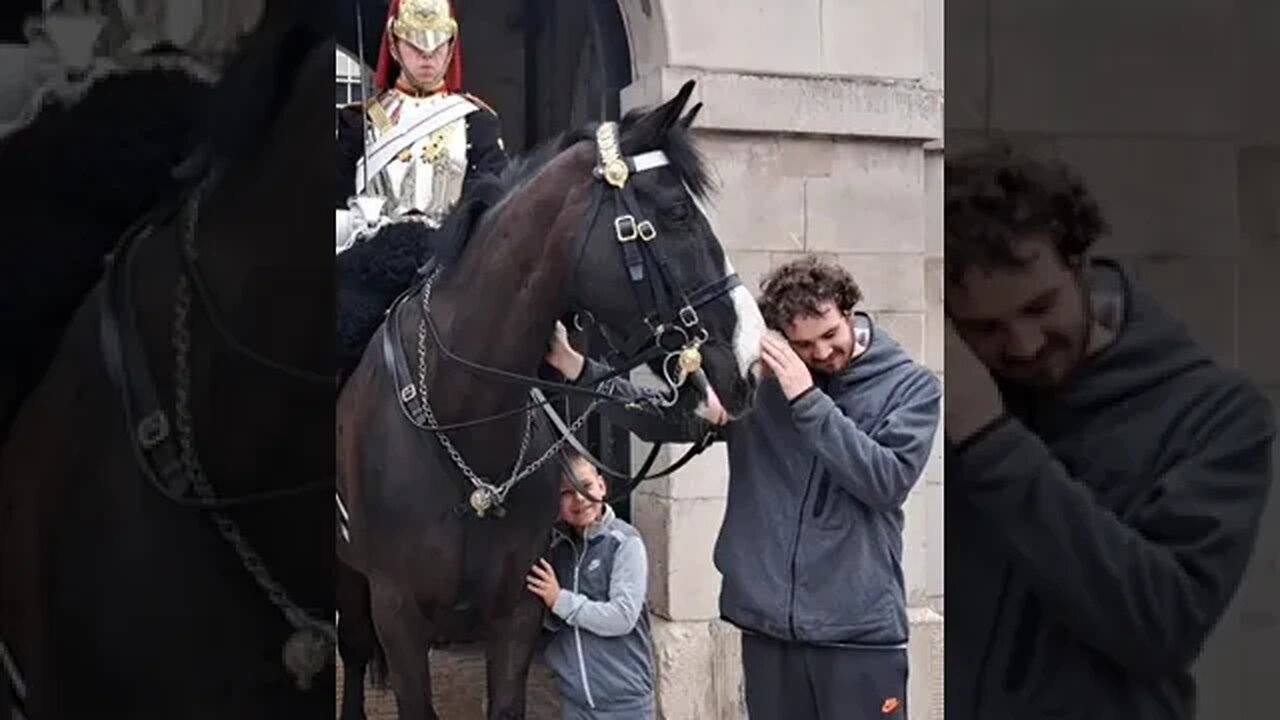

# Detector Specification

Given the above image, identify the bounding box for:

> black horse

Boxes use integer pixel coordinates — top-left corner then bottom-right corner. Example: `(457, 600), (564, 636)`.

(0, 2), (334, 717)
(335, 80), (766, 719)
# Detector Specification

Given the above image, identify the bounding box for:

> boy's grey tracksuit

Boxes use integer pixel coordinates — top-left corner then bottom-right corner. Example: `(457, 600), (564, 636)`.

(543, 504), (655, 719)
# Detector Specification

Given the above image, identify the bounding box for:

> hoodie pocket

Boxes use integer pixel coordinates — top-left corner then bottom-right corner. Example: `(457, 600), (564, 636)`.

(811, 472), (832, 520)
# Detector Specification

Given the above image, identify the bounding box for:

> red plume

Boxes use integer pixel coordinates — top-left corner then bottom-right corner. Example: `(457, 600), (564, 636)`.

(373, 0), (463, 93)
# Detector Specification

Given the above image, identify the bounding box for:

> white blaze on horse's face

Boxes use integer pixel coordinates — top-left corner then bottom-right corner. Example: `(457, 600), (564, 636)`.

(723, 254), (766, 381)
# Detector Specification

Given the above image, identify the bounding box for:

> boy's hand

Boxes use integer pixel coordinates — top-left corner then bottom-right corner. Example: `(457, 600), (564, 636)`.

(545, 322), (585, 381)
(526, 558), (561, 609)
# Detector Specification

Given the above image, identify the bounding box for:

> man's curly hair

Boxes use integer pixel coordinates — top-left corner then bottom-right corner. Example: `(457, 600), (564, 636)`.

(757, 256), (862, 331)
(945, 144), (1109, 287)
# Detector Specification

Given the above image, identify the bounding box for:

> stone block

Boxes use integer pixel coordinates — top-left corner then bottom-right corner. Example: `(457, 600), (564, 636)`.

(725, 249), (773, 300)
(943, 130), (1059, 159)
(924, 257), (944, 370)
(1243, 2), (1280, 144)
(1053, 139), (1241, 259)
(1238, 147), (1280, 256)
(630, 439), (730, 501)
(1238, 258), (1280, 386)
(943, 0), (987, 130)
(1193, 594), (1246, 720)
(989, 1), (1241, 136)
(1237, 617), (1280, 719)
(903, 482), (930, 605)
(875, 312), (926, 363)
(616, 0), (667, 78)
(806, 142), (925, 255)
(820, 0), (925, 80)
(925, 148), (943, 259)
(694, 135), (806, 253)
(836, 254), (926, 313)
(907, 607), (946, 720)
(1133, 258), (1238, 368)
(650, 618), (746, 720)
(627, 67), (943, 141)
(631, 494), (727, 621)
(777, 136), (836, 178)
(923, 0), (944, 91)
(924, 479), (945, 601)
(663, 0), (822, 76)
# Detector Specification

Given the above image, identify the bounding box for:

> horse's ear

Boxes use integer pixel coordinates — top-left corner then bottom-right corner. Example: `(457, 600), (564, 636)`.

(661, 80), (697, 131)
(634, 80), (697, 142)
(678, 102), (703, 130)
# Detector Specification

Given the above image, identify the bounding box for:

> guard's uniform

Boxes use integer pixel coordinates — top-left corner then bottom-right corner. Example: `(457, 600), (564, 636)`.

(334, 0), (508, 247)
(335, 0), (509, 380)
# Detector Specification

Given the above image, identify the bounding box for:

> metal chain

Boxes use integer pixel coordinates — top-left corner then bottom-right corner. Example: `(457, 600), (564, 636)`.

(413, 269), (598, 504)
(171, 185), (335, 649)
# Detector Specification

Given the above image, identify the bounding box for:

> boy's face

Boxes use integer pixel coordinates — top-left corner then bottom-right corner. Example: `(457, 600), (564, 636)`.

(559, 458), (605, 531)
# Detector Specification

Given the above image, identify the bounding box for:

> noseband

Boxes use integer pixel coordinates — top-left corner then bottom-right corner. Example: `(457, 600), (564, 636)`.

(568, 121), (742, 402)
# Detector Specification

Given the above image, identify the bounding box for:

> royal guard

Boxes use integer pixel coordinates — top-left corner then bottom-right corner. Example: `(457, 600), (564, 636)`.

(336, 0), (507, 250)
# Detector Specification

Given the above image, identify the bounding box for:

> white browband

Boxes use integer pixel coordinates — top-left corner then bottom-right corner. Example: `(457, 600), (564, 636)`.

(630, 150), (669, 173)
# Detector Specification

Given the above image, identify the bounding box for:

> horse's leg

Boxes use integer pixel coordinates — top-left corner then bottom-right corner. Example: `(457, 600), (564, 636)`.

(370, 580), (437, 720)
(337, 561), (378, 720)
(485, 594), (546, 720)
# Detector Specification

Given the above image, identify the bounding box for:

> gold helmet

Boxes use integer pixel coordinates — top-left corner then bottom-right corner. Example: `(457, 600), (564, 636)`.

(388, 0), (458, 54)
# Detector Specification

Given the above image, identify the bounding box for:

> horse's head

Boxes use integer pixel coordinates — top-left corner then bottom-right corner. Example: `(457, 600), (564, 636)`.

(568, 81), (765, 420)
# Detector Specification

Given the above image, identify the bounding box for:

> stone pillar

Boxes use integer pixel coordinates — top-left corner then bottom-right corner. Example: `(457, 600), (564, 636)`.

(617, 1), (946, 717)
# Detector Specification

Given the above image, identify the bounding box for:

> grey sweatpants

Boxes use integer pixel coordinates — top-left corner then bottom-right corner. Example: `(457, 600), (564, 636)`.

(741, 632), (909, 720)
(559, 695), (654, 720)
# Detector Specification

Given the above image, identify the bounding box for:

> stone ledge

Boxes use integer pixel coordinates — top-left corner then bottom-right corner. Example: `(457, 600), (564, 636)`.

(622, 66), (943, 142)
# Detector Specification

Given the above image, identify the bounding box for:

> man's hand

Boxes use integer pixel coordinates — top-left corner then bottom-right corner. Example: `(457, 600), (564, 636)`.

(944, 320), (1006, 443)
(760, 331), (814, 401)
(545, 321), (585, 381)
(526, 558), (562, 610)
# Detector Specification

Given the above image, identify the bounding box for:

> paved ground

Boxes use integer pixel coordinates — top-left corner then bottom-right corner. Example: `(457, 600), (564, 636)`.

(336, 644), (562, 719)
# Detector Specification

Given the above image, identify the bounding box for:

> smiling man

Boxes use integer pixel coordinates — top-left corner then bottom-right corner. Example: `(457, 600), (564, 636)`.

(943, 145), (1275, 719)
(545, 255), (941, 720)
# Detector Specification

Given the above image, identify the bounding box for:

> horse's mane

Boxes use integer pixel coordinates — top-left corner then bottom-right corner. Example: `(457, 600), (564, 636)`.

(428, 105), (714, 266)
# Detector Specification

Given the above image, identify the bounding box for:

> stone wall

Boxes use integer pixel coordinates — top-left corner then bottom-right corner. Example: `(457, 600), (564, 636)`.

(946, 1), (1280, 717)
(618, 1), (946, 717)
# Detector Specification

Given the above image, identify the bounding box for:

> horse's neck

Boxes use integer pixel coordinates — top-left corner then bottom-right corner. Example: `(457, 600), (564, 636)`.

(419, 198), (577, 426)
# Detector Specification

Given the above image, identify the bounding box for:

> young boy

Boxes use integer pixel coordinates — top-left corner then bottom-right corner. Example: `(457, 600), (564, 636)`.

(526, 452), (656, 719)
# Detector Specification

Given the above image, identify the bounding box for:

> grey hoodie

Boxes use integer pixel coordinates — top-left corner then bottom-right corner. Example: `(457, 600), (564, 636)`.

(947, 259), (1275, 719)
(543, 504), (655, 714)
(577, 318), (942, 645)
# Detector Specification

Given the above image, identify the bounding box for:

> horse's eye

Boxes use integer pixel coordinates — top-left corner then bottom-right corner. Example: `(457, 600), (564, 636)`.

(668, 201), (691, 223)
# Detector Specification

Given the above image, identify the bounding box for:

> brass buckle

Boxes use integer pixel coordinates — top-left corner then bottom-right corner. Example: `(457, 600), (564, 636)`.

(615, 215), (639, 242)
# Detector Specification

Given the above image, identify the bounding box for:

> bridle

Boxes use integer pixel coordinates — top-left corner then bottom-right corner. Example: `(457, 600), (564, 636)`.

(98, 164), (336, 694)
(375, 119), (743, 515)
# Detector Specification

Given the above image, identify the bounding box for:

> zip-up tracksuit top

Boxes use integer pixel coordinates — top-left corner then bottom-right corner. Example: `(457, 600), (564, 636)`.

(543, 505), (655, 714)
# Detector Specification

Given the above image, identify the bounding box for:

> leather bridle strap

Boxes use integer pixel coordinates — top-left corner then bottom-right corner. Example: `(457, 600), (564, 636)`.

(535, 388), (716, 504)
